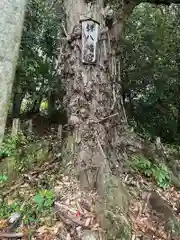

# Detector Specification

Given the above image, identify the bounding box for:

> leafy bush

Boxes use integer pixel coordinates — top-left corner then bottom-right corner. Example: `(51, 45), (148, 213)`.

(0, 133), (29, 159)
(0, 175), (8, 189)
(0, 135), (18, 159)
(130, 154), (171, 189)
(33, 189), (54, 209)
(0, 189), (54, 225)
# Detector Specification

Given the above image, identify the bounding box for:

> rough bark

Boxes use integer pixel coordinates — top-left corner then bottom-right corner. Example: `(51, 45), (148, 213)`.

(0, 0), (26, 143)
(60, 0), (180, 238)
(59, 0), (136, 238)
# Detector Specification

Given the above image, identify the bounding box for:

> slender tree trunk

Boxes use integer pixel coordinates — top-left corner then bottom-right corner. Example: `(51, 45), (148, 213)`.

(0, 0), (26, 143)
(60, 0), (136, 238)
(48, 90), (56, 117)
(31, 95), (42, 114)
(12, 86), (24, 119)
(11, 85), (25, 136)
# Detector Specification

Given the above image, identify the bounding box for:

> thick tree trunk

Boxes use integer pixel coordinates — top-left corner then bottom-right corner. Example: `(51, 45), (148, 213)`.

(60, 0), (136, 238)
(0, 0), (26, 143)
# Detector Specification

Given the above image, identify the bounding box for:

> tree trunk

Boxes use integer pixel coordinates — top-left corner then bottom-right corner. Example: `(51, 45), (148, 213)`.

(12, 86), (24, 118)
(48, 89), (56, 117)
(11, 118), (20, 136)
(0, 0), (26, 143)
(60, 0), (136, 238)
(11, 85), (25, 136)
(30, 95), (42, 115)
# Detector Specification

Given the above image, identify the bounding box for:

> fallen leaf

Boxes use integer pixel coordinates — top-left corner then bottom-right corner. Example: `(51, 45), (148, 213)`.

(7, 198), (14, 205)
(75, 210), (81, 217)
(49, 221), (63, 234)
(0, 220), (8, 229)
(37, 225), (49, 234)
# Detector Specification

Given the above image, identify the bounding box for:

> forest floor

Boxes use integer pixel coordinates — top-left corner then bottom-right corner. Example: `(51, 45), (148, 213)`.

(1, 142), (180, 239)
(128, 174), (180, 239)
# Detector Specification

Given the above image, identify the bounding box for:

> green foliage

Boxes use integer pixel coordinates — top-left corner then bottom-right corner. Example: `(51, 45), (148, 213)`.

(130, 154), (171, 189)
(152, 164), (170, 189)
(17, 0), (60, 88)
(0, 189), (54, 225)
(0, 133), (50, 181)
(131, 155), (152, 176)
(40, 100), (48, 111)
(10, 0), (65, 119)
(0, 201), (21, 219)
(0, 175), (8, 186)
(0, 135), (17, 158)
(33, 190), (54, 209)
(122, 4), (180, 144)
(0, 133), (28, 159)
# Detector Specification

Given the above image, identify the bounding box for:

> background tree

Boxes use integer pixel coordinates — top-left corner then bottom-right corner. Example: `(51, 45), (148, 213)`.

(7, 0), (66, 136)
(0, 0), (27, 143)
(121, 4), (180, 144)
